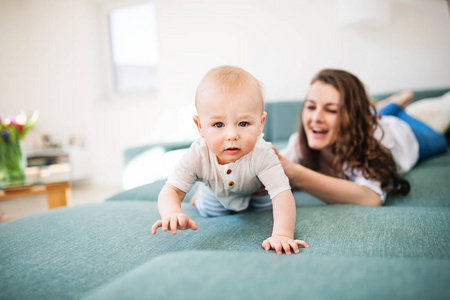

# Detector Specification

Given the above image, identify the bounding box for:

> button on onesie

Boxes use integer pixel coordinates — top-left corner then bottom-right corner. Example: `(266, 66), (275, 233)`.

(226, 168), (235, 188)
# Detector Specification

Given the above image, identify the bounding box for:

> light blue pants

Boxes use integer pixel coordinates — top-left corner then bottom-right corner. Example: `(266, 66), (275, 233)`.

(195, 183), (272, 217)
(378, 103), (447, 160)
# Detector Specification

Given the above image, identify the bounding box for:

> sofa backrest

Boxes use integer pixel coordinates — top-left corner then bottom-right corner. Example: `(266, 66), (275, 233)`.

(370, 88), (450, 102)
(263, 100), (303, 143)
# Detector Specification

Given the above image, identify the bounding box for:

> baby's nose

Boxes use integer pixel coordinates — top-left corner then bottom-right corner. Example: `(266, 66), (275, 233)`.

(226, 128), (238, 140)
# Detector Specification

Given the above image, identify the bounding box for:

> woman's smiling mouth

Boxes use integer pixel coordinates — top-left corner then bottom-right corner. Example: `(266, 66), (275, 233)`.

(310, 127), (329, 139)
(311, 127), (328, 134)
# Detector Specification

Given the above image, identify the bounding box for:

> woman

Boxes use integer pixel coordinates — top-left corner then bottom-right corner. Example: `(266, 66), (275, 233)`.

(275, 69), (448, 206)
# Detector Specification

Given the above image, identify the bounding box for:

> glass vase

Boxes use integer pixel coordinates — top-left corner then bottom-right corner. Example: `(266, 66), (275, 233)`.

(0, 140), (27, 185)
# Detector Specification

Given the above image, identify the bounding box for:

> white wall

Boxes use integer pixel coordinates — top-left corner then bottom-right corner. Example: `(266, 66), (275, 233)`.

(0, 0), (98, 145)
(1, 0), (449, 187)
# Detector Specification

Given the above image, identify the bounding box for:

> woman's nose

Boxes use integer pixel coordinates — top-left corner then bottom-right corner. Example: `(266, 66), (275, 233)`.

(312, 109), (324, 122)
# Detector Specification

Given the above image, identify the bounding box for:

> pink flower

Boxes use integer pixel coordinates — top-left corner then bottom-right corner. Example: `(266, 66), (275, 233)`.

(10, 118), (24, 132)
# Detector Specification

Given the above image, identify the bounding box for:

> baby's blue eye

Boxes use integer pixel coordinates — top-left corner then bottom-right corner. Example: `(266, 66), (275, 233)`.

(239, 122), (249, 127)
(214, 122), (224, 128)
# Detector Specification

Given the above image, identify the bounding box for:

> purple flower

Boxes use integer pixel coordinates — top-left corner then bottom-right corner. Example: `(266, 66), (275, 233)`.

(1, 130), (9, 142)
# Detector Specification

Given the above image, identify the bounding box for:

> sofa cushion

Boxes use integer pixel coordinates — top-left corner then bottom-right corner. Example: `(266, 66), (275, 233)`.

(1, 202), (449, 299)
(84, 251), (450, 300)
(386, 149), (450, 207)
(107, 179), (200, 202)
(0, 203), (163, 300)
(370, 88), (450, 102)
(386, 164), (450, 207)
(106, 179), (327, 206)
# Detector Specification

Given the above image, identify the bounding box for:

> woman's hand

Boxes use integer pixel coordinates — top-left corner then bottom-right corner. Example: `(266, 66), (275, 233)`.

(272, 146), (304, 187)
(152, 213), (197, 235)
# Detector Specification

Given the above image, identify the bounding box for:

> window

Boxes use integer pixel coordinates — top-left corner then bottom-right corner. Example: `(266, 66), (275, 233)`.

(108, 2), (158, 94)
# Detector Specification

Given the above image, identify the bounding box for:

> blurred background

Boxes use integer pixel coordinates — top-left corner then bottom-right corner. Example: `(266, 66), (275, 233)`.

(1, 0), (449, 189)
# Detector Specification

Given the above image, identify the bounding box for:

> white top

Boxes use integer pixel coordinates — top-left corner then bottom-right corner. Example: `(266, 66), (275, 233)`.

(167, 137), (291, 211)
(280, 116), (419, 203)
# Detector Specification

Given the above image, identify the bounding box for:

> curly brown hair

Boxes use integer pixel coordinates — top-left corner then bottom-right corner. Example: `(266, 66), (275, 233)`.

(298, 69), (410, 195)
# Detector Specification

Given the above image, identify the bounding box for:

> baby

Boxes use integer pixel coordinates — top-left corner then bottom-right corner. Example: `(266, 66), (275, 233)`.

(152, 66), (309, 255)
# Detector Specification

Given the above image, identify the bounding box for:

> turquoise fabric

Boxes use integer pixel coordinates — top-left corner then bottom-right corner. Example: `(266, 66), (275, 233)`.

(0, 203), (161, 300)
(387, 163), (450, 207)
(84, 252), (450, 300)
(370, 88), (450, 102)
(264, 101), (303, 142)
(107, 179), (199, 202)
(386, 148), (449, 207)
(1, 202), (450, 299)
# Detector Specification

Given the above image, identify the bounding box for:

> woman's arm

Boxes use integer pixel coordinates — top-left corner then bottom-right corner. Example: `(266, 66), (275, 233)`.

(274, 148), (382, 206)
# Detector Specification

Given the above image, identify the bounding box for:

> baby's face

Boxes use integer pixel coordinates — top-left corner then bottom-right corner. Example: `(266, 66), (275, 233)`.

(194, 84), (266, 165)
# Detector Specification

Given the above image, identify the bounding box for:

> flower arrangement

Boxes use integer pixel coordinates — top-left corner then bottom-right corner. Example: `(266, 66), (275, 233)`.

(0, 110), (39, 184)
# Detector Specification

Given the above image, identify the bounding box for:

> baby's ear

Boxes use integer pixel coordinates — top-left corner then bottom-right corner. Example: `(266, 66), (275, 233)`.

(260, 111), (267, 134)
(193, 115), (203, 136)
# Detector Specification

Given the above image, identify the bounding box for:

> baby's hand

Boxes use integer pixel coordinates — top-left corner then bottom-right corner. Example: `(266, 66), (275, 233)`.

(262, 235), (309, 255)
(152, 213), (198, 235)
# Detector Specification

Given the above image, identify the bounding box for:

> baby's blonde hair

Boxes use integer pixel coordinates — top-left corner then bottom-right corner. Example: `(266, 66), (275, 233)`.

(195, 65), (264, 110)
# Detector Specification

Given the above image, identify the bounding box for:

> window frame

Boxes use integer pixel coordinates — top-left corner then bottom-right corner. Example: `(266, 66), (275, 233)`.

(98, 0), (159, 102)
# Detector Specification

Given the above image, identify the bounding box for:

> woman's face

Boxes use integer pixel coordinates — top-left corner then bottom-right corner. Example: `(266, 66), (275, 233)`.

(302, 81), (340, 150)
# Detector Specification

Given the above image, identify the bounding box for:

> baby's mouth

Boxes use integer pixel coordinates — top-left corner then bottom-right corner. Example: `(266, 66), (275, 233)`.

(226, 147), (240, 151)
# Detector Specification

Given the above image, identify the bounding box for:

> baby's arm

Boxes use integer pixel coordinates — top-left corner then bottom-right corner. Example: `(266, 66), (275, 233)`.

(151, 184), (197, 235)
(262, 190), (309, 254)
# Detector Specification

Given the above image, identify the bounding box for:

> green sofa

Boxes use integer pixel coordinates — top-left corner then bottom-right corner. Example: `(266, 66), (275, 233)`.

(1, 88), (449, 300)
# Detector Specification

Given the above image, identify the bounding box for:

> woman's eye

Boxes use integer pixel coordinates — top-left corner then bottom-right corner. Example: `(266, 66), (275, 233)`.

(238, 122), (249, 127)
(214, 122), (224, 128)
(327, 109), (337, 113)
(306, 106), (316, 110)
